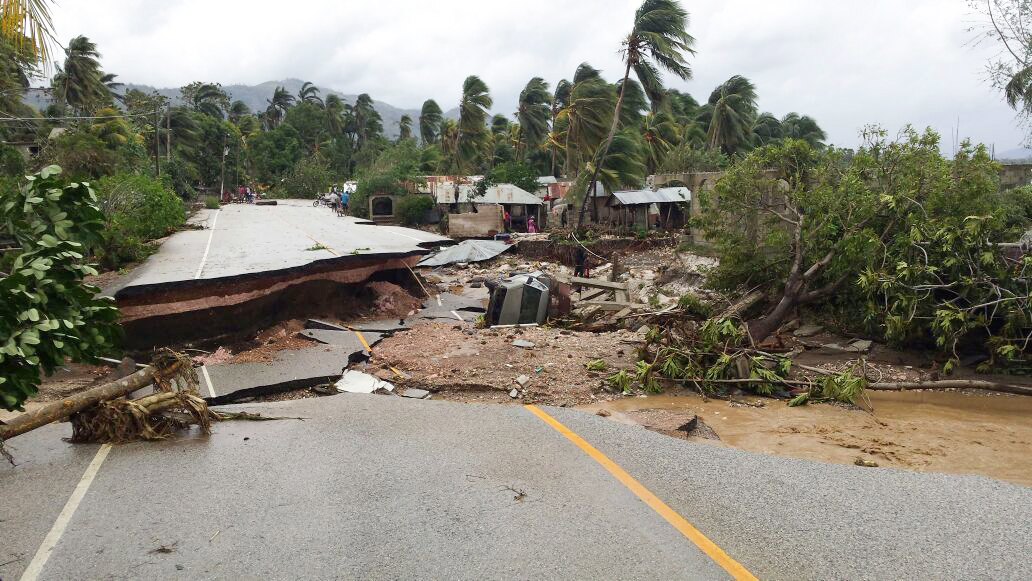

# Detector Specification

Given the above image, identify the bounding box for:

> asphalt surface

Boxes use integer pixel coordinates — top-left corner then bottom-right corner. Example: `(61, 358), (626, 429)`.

(106, 200), (450, 296)
(2, 395), (1030, 580)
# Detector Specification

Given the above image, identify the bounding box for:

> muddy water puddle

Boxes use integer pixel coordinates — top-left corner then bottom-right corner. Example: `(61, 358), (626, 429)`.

(581, 391), (1032, 487)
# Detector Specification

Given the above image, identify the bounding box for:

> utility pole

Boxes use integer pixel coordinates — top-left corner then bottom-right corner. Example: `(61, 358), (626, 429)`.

(166, 105), (171, 162)
(219, 131), (228, 198)
(154, 108), (160, 176)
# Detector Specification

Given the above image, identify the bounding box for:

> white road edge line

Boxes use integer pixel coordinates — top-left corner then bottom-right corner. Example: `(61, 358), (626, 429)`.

(193, 209), (220, 279)
(451, 310), (463, 322)
(201, 365), (217, 398)
(20, 444), (113, 581)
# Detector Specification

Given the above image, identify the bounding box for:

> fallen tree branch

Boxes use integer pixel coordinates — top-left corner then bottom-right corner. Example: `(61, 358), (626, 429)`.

(867, 380), (1032, 397)
(0, 358), (189, 442)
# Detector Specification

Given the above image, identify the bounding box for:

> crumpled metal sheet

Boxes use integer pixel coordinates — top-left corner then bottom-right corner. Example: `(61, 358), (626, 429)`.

(417, 239), (512, 267)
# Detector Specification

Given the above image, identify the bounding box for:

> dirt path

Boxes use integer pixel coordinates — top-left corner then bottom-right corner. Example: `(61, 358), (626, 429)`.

(580, 390), (1032, 487)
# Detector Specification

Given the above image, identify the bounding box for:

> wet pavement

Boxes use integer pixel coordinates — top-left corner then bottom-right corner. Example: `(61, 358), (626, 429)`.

(2, 396), (1030, 580)
(107, 200), (450, 297)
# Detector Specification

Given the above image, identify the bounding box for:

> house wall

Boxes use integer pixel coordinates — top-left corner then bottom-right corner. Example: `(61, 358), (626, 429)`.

(448, 206), (505, 238)
(999, 163), (1032, 190)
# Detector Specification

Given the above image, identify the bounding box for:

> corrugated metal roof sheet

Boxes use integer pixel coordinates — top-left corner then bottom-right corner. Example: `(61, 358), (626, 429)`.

(434, 183), (543, 205)
(610, 187), (691, 206)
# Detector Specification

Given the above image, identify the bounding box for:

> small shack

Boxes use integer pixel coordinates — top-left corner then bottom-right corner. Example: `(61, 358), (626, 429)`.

(434, 183), (543, 231)
(608, 186), (691, 229)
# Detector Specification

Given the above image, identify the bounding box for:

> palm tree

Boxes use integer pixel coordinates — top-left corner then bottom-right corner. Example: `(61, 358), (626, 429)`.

(159, 107), (199, 161)
(573, 62), (602, 84)
(557, 77), (614, 177)
(266, 86), (294, 126)
(780, 112), (826, 148)
(398, 114), (413, 141)
(419, 99), (443, 145)
(616, 78), (648, 128)
(298, 81), (322, 106)
(639, 111), (678, 174)
(51, 35), (108, 114)
(490, 114), (509, 135)
(704, 74), (757, 155)
(751, 112), (783, 147)
(581, 0), (695, 225)
(439, 118), (461, 174)
(228, 100), (251, 124)
(353, 93), (381, 148)
(100, 72), (122, 102)
(516, 77), (550, 160)
(191, 83), (228, 118)
(549, 79), (572, 177)
(1, 0), (57, 66)
(324, 93), (346, 136)
(457, 75), (492, 172)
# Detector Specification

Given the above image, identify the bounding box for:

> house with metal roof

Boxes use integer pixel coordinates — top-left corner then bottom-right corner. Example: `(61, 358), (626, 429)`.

(606, 186), (692, 229)
(432, 183), (543, 231)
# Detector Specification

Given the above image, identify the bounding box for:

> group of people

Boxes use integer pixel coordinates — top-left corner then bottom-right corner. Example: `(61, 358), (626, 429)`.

(328, 185), (350, 216)
(227, 185), (259, 204)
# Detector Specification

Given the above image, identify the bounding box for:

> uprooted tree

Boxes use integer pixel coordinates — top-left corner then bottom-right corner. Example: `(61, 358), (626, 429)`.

(0, 165), (121, 411)
(700, 127), (1032, 371)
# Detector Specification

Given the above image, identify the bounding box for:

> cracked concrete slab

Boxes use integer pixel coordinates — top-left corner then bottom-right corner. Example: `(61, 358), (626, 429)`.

(204, 344), (355, 404)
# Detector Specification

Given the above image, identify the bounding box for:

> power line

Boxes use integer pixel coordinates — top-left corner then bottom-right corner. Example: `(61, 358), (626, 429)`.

(0, 110), (159, 122)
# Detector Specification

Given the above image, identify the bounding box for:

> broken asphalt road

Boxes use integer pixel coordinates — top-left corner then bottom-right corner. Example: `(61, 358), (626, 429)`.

(2, 396), (1030, 580)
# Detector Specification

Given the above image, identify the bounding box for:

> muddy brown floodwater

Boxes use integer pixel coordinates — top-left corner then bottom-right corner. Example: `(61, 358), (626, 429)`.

(581, 390), (1032, 487)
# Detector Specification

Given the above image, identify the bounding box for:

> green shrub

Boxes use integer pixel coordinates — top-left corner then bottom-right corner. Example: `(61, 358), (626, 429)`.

(93, 173), (185, 269)
(0, 143), (26, 177)
(203, 195), (220, 209)
(397, 195), (434, 226)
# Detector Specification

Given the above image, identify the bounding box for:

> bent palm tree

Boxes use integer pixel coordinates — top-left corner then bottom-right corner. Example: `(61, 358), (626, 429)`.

(51, 35), (109, 114)
(398, 114), (413, 140)
(705, 74), (757, 155)
(780, 112), (826, 148)
(580, 0), (695, 226)
(419, 99), (443, 145)
(517, 76), (550, 159)
(751, 112), (783, 146)
(549, 79), (572, 177)
(457, 75), (492, 172)
(298, 81), (322, 106)
(640, 111), (678, 174)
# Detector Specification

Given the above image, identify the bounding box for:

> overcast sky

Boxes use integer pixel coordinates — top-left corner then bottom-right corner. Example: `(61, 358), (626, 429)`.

(49, 0), (1027, 153)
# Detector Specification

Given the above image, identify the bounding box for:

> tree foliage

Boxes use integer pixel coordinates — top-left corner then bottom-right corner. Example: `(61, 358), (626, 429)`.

(0, 165), (120, 411)
(704, 127), (1031, 369)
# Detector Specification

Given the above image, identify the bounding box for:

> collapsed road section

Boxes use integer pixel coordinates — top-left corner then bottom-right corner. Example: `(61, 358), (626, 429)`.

(105, 200), (451, 350)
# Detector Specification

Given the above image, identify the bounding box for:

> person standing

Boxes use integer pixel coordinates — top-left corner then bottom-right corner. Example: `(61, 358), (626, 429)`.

(340, 190), (350, 216)
(527, 216), (538, 233)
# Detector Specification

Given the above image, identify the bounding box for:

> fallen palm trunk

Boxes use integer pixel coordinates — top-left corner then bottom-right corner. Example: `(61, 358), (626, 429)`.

(867, 380), (1032, 397)
(69, 390), (215, 443)
(0, 356), (189, 442)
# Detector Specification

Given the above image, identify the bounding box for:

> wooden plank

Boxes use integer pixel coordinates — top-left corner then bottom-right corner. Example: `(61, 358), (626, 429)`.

(579, 288), (611, 302)
(579, 300), (649, 311)
(570, 277), (628, 291)
(612, 307), (632, 318)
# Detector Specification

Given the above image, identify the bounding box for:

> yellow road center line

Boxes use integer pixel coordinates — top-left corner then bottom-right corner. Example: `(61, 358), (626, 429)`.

(351, 329), (372, 353)
(524, 405), (758, 581)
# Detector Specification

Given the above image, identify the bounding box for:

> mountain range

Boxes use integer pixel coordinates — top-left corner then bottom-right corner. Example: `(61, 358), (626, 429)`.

(25, 78), (459, 139)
